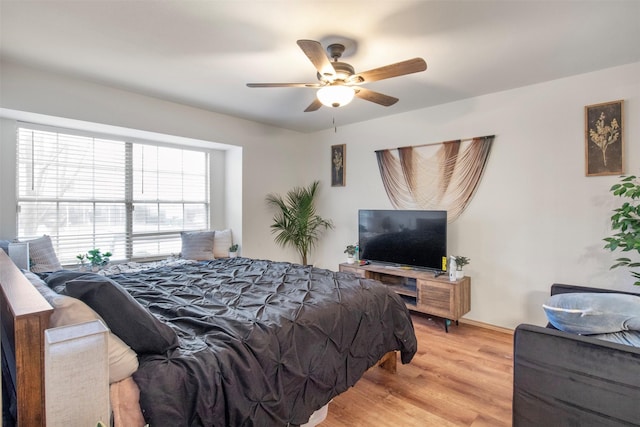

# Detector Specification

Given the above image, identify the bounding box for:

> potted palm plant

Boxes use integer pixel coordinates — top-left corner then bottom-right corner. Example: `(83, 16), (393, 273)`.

(266, 181), (333, 265)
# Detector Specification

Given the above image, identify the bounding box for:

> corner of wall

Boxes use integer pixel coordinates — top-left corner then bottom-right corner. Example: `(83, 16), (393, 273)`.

(0, 118), (17, 238)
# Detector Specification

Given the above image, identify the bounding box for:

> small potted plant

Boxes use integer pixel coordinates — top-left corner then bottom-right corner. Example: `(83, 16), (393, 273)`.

(85, 249), (112, 271)
(344, 245), (357, 264)
(229, 244), (239, 258)
(454, 256), (470, 279)
(76, 253), (86, 271)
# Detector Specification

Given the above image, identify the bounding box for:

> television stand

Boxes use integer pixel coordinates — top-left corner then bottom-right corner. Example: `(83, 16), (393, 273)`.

(339, 263), (471, 332)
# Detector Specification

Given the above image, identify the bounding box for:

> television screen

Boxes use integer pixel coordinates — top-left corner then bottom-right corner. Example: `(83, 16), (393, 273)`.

(358, 209), (447, 271)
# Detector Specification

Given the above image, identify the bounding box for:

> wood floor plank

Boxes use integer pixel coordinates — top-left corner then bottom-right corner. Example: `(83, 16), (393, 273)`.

(322, 314), (513, 426)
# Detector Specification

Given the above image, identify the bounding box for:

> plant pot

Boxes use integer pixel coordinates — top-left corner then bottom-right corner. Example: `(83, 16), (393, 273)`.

(456, 269), (464, 279)
(346, 256), (355, 264)
(229, 252), (238, 258)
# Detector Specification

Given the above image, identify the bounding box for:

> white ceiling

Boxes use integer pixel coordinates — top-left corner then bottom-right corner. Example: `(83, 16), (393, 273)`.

(1, 1), (639, 133)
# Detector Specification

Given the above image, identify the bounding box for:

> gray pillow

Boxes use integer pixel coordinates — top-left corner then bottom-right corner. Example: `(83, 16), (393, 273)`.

(19, 235), (63, 273)
(0, 240), (10, 254)
(61, 273), (179, 354)
(181, 230), (215, 260)
(24, 270), (62, 301)
(543, 292), (640, 335)
(43, 270), (96, 292)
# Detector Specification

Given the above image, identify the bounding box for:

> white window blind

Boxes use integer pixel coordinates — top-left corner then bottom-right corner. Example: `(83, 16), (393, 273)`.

(17, 125), (210, 264)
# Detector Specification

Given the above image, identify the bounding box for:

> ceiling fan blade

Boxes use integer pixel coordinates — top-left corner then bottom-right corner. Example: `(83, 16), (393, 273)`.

(247, 83), (322, 88)
(304, 98), (323, 112)
(351, 58), (427, 84)
(297, 39), (336, 79)
(354, 87), (399, 106)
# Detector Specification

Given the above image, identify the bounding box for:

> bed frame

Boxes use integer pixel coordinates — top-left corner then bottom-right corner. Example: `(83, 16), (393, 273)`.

(1, 249), (52, 426)
(0, 249), (398, 426)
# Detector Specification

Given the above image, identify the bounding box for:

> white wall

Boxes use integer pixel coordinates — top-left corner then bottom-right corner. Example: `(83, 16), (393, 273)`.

(308, 62), (640, 329)
(0, 60), (306, 260)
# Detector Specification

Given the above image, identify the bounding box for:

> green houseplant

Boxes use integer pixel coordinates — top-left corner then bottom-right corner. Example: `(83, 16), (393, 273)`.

(266, 181), (333, 265)
(454, 255), (470, 279)
(229, 244), (239, 258)
(603, 175), (640, 286)
(454, 256), (470, 270)
(344, 244), (357, 264)
(85, 249), (112, 268)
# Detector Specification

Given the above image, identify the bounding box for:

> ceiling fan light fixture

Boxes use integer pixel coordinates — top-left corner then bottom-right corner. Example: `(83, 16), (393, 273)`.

(248, 39), (428, 112)
(317, 85), (355, 108)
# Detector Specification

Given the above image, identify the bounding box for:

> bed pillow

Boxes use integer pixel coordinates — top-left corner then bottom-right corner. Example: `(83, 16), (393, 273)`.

(589, 330), (640, 347)
(181, 230), (216, 260)
(543, 292), (640, 335)
(24, 271), (139, 383)
(213, 229), (232, 258)
(19, 235), (63, 273)
(61, 273), (179, 354)
(24, 270), (62, 301)
(43, 270), (97, 292)
(0, 240), (10, 254)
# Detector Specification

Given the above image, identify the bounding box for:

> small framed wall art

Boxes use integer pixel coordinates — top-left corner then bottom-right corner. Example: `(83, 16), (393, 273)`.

(331, 144), (346, 187)
(585, 100), (624, 176)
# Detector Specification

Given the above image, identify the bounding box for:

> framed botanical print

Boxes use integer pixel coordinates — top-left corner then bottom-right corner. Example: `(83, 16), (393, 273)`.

(585, 100), (624, 176)
(331, 144), (346, 187)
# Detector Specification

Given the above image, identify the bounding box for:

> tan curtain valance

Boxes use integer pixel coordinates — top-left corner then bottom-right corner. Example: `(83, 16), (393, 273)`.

(376, 135), (494, 222)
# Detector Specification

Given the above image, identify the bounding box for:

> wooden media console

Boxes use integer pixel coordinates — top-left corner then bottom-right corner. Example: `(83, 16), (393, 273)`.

(339, 263), (470, 332)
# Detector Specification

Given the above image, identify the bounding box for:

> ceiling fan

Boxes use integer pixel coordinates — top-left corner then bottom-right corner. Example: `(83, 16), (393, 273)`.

(247, 39), (427, 112)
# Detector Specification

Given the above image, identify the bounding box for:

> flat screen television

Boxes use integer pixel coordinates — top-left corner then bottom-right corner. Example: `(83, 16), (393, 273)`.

(358, 209), (447, 271)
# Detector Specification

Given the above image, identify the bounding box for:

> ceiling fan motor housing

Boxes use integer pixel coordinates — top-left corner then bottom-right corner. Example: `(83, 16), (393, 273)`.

(317, 61), (354, 83)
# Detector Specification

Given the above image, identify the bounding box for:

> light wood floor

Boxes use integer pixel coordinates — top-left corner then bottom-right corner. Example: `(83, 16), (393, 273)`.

(322, 314), (514, 427)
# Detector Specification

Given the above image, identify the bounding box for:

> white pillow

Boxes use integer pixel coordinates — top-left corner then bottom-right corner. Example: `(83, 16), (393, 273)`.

(213, 229), (233, 258)
(181, 230), (216, 260)
(20, 235), (63, 273)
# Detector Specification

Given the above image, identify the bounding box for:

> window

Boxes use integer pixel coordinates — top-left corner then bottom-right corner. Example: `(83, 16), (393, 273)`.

(17, 125), (210, 264)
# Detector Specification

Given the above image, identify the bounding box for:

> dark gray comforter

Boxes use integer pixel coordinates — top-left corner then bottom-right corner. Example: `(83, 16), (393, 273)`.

(107, 258), (417, 426)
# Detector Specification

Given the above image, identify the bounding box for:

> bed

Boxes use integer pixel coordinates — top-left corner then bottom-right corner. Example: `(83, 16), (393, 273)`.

(1, 249), (417, 426)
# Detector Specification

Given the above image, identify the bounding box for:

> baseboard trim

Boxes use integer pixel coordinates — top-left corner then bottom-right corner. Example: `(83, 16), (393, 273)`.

(458, 318), (514, 335)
